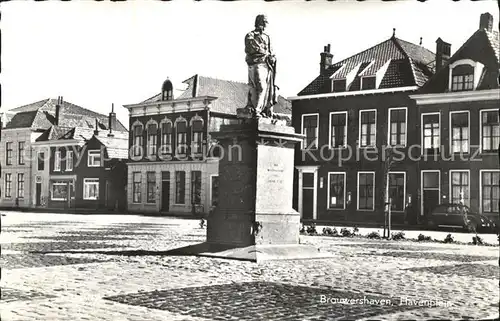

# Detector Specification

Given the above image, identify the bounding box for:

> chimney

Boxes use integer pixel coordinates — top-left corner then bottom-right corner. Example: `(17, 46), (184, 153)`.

(55, 96), (63, 126)
(479, 12), (493, 32)
(419, 37), (423, 46)
(94, 118), (99, 136)
(108, 103), (116, 137)
(320, 44), (333, 75)
(435, 38), (451, 72)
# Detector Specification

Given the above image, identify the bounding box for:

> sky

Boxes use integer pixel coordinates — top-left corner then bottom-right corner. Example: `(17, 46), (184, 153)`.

(1, 0), (498, 126)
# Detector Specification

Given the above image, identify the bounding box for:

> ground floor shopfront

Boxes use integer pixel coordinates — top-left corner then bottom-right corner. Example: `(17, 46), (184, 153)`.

(127, 159), (219, 216)
(294, 165), (500, 226)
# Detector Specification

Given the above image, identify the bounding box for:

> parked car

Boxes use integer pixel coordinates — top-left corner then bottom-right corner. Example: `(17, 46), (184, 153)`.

(427, 203), (497, 233)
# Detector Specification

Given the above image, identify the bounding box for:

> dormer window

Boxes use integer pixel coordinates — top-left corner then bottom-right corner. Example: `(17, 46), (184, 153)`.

(361, 76), (376, 90)
(449, 59), (483, 92)
(162, 78), (173, 101)
(332, 79), (346, 92)
(451, 65), (474, 91)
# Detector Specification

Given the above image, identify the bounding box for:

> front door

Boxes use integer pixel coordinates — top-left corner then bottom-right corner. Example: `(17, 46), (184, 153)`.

(423, 190), (440, 222)
(302, 172), (315, 220)
(421, 171), (440, 224)
(36, 183), (42, 206)
(161, 181), (170, 212)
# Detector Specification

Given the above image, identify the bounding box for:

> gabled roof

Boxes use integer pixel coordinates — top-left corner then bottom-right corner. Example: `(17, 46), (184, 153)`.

(138, 75), (292, 115)
(93, 135), (129, 160)
(419, 28), (500, 94)
(299, 36), (435, 96)
(4, 98), (127, 131)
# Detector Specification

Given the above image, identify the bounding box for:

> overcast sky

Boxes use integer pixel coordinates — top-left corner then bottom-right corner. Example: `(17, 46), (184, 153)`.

(1, 0), (498, 126)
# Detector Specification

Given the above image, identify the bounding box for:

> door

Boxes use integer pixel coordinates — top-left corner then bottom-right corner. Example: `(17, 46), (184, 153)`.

(423, 190), (440, 223)
(161, 181), (170, 212)
(36, 183), (42, 206)
(302, 172), (315, 220)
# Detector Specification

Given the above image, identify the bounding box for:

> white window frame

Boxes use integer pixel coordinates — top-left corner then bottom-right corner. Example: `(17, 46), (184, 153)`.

(331, 78), (347, 92)
(387, 107), (408, 147)
(358, 109), (377, 148)
(54, 151), (61, 172)
(296, 166), (319, 220)
(479, 169), (500, 214)
(132, 172), (142, 204)
(387, 171), (406, 212)
(421, 112), (441, 155)
(420, 170), (441, 217)
(51, 181), (67, 201)
(301, 113), (319, 150)
(83, 178), (100, 200)
(4, 173), (12, 198)
(87, 150), (101, 167)
(479, 108), (499, 154)
(328, 111), (348, 149)
(327, 172), (346, 210)
(448, 59), (484, 91)
(449, 170), (470, 206)
(357, 171), (375, 211)
(66, 151), (73, 171)
(449, 110), (470, 154)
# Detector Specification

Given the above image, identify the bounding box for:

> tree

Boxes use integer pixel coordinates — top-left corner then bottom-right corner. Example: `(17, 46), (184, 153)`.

(380, 135), (396, 239)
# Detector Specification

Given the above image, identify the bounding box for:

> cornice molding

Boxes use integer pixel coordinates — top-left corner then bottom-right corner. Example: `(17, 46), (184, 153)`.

(410, 89), (500, 105)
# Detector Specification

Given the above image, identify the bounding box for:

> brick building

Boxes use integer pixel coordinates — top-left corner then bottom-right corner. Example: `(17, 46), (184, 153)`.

(124, 75), (291, 216)
(32, 105), (128, 211)
(410, 12), (499, 225)
(0, 97), (126, 209)
(289, 32), (435, 225)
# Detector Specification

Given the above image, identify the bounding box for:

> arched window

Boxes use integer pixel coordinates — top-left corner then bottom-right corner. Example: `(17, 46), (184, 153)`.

(132, 121), (144, 157)
(160, 118), (173, 155)
(175, 117), (187, 156)
(162, 78), (173, 101)
(451, 64), (474, 91)
(190, 114), (204, 155)
(146, 119), (158, 158)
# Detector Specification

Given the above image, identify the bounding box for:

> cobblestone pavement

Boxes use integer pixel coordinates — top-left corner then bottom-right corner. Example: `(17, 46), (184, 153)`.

(1, 211), (499, 321)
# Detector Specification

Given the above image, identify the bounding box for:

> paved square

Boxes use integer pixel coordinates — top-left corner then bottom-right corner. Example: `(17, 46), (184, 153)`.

(1, 212), (499, 320)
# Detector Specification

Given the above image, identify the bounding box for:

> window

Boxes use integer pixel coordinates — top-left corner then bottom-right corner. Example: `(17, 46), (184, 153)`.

(388, 108), (407, 146)
(450, 171), (469, 206)
(422, 113), (440, 154)
(161, 122), (172, 154)
(357, 172), (374, 210)
(88, 150), (101, 167)
(133, 124), (143, 157)
(54, 151), (61, 171)
(481, 171), (499, 213)
(51, 181), (68, 201)
(147, 123), (158, 157)
(451, 64), (474, 91)
(302, 114), (318, 149)
(329, 112), (347, 148)
(191, 171), (202, 205)
(176, 121), (187, 156)
(328, 172), (345, 209)
(4, 173), (12, 198)
(17, 173), (25, 198)
(332, 79), (346, 93)
(66, 151), (73, 171)
(211, 175), (219, 207)
(133, 172), (141, 203)
(83, 178), (99, 200)
(192, 120), (204, 155)
(361, 76), (376, 90)
(481, 110), (499, 153)
(450, 112), (469, 153)
(18, 141), (25, 165)
(6, 142), (12, 165)
(147, 172), (156, 203)
(175, 171), (186, 204)
(38, 152), (45, 171)
(359, 110), (376, 147)
(388, 172), (405, 211)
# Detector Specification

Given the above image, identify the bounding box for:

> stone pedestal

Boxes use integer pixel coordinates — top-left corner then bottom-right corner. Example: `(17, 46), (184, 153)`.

(200, 118), (331, 262)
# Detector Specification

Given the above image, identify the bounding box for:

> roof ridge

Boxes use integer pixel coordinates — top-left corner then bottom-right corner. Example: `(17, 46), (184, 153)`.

(395, 37), (435, 58)
(331, 36), (393, 67)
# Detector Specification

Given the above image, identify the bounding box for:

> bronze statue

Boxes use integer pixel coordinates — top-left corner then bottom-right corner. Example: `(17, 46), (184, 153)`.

(243, 14), (278, 119)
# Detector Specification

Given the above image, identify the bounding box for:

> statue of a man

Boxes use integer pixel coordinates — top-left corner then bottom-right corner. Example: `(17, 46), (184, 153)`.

(244, 14), (278, 119)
